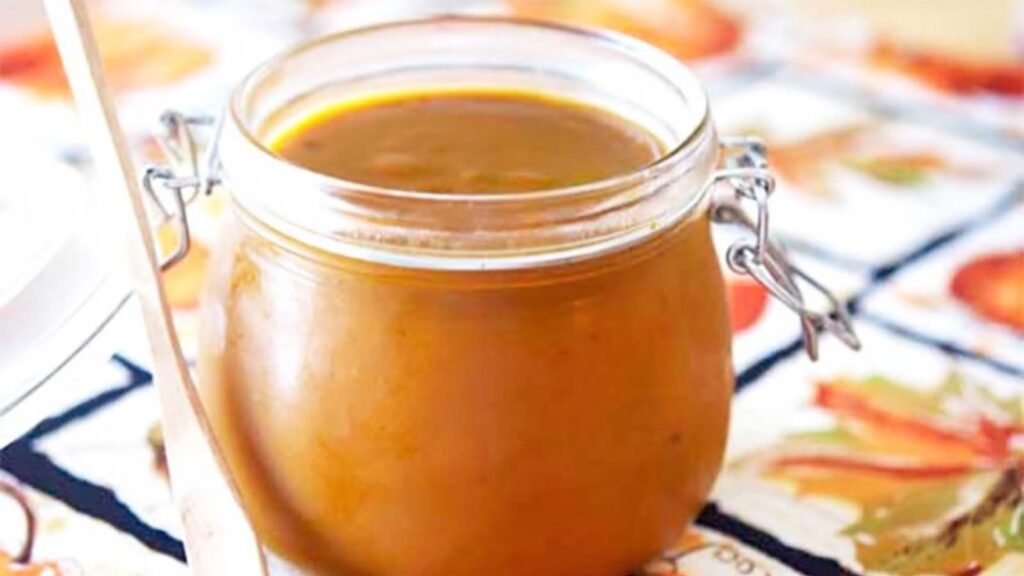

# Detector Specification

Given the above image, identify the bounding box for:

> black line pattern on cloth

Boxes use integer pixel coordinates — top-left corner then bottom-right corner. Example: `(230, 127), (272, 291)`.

(0, 355), (187, 562)
(0, 442), (186, 561)
(861, 313), (1024, 378)
(18, 355), (153, 444)
(696, 504), (862, 576)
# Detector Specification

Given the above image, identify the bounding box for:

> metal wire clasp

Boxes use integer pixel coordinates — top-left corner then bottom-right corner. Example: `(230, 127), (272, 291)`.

(143, 111), (223, 270)
(711, 136), (860, 360)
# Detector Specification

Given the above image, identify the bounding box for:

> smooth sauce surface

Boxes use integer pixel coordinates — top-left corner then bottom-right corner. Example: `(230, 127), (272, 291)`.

(271, 90), (662, 193)
(201, 89), (732, 576)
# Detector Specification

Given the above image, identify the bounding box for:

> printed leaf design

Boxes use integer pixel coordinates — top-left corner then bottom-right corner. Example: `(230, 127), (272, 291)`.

(769, 125), (867, 197)
(853, 464), (1024, 575)
(0, 18), (212, 97)
(727, 279), (768, 333)
(748, 124), (982, 198)
(842, 154), (942, 186)
(641, 529), (781, 576)
(507, 0), (742, 61)
(147, 423), (168, 480)
(871, 40), (1024, 97)
(0, 554), (69, 576)
(734, 374), (1024, 575)
(0, 480), (69, 575)
(950, 251), (1024, 332)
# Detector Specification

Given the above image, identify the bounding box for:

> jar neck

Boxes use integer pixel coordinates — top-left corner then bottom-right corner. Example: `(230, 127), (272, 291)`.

(219, 16), (718, 271)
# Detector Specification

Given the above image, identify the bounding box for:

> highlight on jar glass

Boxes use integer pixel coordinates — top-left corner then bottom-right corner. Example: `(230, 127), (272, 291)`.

(145, 16), (860, 576)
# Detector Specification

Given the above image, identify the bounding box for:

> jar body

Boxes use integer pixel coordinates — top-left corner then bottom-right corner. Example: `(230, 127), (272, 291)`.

(197, 16), (733, 576)
(197, 208), (732, 576)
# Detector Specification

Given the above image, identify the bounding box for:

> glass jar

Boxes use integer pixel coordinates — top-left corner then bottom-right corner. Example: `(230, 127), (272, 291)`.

(178, 16), (854, 576)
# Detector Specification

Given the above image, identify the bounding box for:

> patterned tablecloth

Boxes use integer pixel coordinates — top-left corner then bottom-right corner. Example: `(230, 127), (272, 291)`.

(0, 1), (1021, 574)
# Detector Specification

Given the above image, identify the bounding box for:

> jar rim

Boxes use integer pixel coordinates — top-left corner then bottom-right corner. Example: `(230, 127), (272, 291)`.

(227, 14), (712, 205)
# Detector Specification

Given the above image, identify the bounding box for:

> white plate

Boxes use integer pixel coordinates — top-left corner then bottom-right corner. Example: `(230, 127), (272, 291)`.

(0, 151), (130, 447)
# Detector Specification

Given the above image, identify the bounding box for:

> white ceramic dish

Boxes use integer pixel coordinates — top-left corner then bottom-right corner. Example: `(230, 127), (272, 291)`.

(0, 150), (129, 446)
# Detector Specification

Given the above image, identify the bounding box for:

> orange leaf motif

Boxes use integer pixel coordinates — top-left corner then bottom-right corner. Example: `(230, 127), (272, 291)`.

(507, 0), (742, 61)
(950, 250), (1024, 332)
(727, 279), (768, 333)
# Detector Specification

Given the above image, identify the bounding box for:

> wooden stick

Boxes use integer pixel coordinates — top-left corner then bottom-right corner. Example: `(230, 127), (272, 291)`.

(42, 1), (267, 573)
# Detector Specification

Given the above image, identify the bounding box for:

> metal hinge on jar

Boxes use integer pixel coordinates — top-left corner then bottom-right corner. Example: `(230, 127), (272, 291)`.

(711, 136), (861, 360)
(142, 111), (223, 271)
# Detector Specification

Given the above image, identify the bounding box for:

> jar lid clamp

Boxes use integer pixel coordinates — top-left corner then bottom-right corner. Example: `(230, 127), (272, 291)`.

(710, 137), (861, 359)
(142, 111), (223, 271)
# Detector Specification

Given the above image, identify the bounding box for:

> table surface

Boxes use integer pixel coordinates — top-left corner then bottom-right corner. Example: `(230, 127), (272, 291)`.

(0, 1), (1021, 575)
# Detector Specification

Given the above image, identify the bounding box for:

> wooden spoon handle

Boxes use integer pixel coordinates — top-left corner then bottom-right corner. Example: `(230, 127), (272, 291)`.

(42, 1), (266, 573)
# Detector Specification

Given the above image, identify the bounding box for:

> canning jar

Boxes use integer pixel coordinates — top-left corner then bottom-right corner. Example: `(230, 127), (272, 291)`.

(148, 16), (859, 576)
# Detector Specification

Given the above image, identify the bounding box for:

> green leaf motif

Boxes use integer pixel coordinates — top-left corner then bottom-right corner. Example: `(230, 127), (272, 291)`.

(856, 463), (1024, 575)
(739, 372), (1024, 575)
(843, 157), (931, 187)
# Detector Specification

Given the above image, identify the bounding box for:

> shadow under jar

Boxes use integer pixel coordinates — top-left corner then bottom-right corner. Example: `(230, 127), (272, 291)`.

(200, 17), (732, 576)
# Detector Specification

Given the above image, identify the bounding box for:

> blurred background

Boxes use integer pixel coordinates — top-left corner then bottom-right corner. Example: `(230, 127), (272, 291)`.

(0, 1), (1021, 575)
